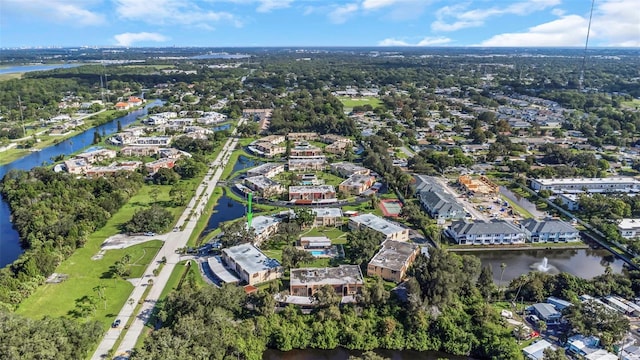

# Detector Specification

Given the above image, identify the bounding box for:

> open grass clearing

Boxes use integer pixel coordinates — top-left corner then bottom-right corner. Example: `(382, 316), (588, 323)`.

(15, 184), (185, 329)
(337, 97), (382, 109)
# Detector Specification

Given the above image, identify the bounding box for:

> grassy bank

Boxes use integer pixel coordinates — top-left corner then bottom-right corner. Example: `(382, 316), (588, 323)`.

(15, 184), (183, 329)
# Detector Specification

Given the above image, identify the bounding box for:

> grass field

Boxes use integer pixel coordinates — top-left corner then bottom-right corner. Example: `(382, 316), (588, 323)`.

(621, 98), (640, 109)
(0, 72), (23, 81)
(338, 97), (383, 109)
(15, 184), (183, 329)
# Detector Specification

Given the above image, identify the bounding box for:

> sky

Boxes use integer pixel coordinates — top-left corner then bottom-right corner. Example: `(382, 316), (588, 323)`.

(1, 0), (639, 48)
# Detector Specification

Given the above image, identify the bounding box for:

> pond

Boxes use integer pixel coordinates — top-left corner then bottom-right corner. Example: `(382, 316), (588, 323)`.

(232, 155), (262, 174)
(457, 247), (626, 285)
(200, 192), (247, 238)
(263, 348), (472, 360)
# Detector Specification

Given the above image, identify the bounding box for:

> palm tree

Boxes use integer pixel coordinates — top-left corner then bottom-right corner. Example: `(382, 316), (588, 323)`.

(499, 262), (507, 286)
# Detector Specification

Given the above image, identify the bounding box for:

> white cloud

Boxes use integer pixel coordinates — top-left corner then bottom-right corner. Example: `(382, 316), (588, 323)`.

(378, 36), (451, 46)
(551, 8), (566, 16)
(256, 0), (293, 13)
(114, 0), (239, 28)
(378, 38), (410, 46)
(328, 3), (359, 24)
(432, 0), (561, 32)
(113, 32), (169, 47)
(2, 0), (104, 26)
(480, 15), (587, 46)
(479, 0), (640, 47)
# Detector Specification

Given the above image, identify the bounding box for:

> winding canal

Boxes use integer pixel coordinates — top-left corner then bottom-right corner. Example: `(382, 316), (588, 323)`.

(0, 100), (162, 268)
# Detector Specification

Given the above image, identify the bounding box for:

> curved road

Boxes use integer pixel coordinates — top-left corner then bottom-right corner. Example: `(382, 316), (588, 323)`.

(91, 118), (244, 359)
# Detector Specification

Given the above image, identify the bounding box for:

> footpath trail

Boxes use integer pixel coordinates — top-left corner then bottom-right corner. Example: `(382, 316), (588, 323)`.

(91, 119), (244, 360)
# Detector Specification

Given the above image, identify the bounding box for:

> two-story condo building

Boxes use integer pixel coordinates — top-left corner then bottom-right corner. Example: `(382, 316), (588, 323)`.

(520, 219), (580, 243)
(367, 240), (420, 283)
(221, 243), (283, 286)
(348, 213), (410, 242)
(446, 220), (526, 245)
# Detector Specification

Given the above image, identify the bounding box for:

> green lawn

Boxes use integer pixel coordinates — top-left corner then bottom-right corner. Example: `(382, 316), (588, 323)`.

(337, 97), (382, 109)
(15, 184), (184, 329)
(300, 226), (349, 245)
(621, 98), (640, 109)
(500, 195), (534, 219)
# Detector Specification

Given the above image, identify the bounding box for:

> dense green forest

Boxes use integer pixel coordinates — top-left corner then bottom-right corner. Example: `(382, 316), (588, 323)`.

(0, 168), (144, 310)
(0, 311), (102, 360)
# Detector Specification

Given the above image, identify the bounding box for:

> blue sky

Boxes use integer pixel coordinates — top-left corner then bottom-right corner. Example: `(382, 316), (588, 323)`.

(1, 0), (638, 48)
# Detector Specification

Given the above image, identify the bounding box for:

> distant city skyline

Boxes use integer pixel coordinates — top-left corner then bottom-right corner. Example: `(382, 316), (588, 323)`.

(1, 0), (638, 48)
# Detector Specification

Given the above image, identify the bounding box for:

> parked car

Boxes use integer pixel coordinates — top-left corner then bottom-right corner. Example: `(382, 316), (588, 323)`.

(112, 319), (121, 328)
(144, 232), (156, 236)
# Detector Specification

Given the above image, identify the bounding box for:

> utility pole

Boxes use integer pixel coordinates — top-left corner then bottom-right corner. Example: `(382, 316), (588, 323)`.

(18, 96), (26, 136)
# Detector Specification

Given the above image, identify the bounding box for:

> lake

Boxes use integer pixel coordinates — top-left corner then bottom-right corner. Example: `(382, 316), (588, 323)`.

(0, 63), (82, 75)
(457, 247), (626, 285)
(263, 348), (472, 360)
(0, 100), (162, 268)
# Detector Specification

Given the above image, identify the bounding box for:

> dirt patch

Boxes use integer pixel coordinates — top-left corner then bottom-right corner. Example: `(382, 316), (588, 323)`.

(101, 233), (167, 250)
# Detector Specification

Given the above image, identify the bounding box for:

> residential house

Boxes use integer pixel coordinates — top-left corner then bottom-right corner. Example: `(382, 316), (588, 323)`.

(298, 236), (332, 249)
(289, 185), (336, 202)
(259, 135), (286, 144)
(523, 340), (557, 360)
(64, 158), (90, 174)
(528, 303), (562, 324)
(348, 213), (410, 242)
(287, 132), (318, 141)
(243, 109), (273, 121)
(320, 134), (351, 144)
(339, 174), (376, 195)
(115, 102), (130, 110)
(547, 297), (573, 311)
(128, 96), (143, 106)
(618, 219), (640, 239)
(367, 240), (420, 283)
(325, 140), (353, 155)
(250, 215), (282, 245)
(244, 176), (286, 198)
(418, 190), (466, 224)
(221, 243), (283, 286)
(567, 335), (604, 358)
(311, 208), (343, 227)
(290, 265), (364, 298)
(246, 163), (285, 178)
(120, 146), (160, 157)
(446, 220), (526, 245)
(288, 156), (327, 172)
(145, 158), (176, 174)
(75, 149), (117, 164)
(520, 219), (580, 243)
(251, 141), (286, 158)
(85, 161), (141, 178)
(290, 143), (323, 157)
(330, 162), (371, 177)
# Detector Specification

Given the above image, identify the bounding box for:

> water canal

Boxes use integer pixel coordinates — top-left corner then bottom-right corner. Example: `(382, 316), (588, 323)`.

(0, 100), (162, 268)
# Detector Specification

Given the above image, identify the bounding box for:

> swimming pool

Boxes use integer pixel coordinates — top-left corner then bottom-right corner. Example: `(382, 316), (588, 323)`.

(310, 250), (327, 257)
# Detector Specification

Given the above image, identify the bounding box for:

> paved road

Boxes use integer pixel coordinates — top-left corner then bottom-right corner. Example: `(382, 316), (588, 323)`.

(91, 118), (244, 360)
